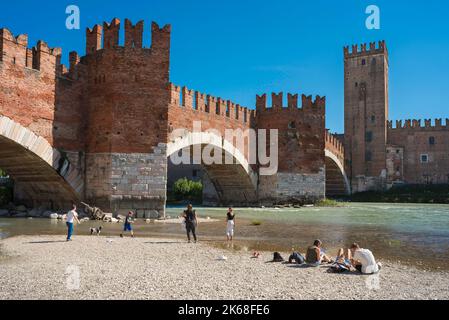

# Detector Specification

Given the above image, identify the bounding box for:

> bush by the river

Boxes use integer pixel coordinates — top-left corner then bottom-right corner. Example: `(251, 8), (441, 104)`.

(0, 186), (12, 207)
(315, 199), (343, 207)
(172, 178), (203, 203)
(0, 169), (13, 207)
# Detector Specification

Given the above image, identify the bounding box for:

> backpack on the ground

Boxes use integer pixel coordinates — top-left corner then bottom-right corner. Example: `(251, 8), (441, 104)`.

(272, 252), (284, 262)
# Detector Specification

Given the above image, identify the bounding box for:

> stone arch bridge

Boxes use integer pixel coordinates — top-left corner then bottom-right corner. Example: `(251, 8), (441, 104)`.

(0, 19), (349, 216)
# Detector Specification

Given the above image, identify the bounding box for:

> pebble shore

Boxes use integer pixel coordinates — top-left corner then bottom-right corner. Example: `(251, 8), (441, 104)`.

(0, 235), (448, 300)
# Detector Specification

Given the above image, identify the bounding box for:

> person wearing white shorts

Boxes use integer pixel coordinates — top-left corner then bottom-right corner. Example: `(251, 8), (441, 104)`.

(226, 208), (236, 242)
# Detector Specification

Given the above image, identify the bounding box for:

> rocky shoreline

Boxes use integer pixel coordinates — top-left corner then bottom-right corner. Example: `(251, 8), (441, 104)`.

(0, 205), (80, 219)
(0, 203), (159, 223)
(0, 204), (218, 225)
(1, 235), (448, 300)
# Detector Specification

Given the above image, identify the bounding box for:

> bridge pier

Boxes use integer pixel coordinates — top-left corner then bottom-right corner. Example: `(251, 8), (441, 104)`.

(85, 144), (168, 218)
(258, 171), (326, 205)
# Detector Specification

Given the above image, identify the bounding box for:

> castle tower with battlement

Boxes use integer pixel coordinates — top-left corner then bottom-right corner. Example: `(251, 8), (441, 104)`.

(256, 92), (326, 203)
(344, 41), (389, 192)
(81, 18), (172, 214)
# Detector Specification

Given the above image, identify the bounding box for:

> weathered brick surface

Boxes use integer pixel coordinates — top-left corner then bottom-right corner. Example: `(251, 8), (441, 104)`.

(256, 93), (325, 174)
(255, 93), (326, 203)
(387, 120), (449, 185)
(344, 41), (389, 192)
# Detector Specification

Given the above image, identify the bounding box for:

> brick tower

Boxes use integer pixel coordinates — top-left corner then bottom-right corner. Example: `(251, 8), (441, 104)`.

(344, 41), (389, 193)
(82, 18), (172, 217)
(256, 93), (326, 204)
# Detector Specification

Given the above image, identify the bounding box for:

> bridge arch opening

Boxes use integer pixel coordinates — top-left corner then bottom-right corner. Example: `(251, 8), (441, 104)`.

(0, 116), (83, 210)
(325, 150), (350, 197)
(166, 132), (258, 206)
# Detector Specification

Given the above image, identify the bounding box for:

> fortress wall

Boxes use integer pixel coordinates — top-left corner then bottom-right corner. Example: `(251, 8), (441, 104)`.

(387, 119), (449, 185)
(167, 84), (255, 159)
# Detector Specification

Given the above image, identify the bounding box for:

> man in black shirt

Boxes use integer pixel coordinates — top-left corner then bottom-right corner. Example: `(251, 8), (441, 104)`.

(182, 204), (198, 243)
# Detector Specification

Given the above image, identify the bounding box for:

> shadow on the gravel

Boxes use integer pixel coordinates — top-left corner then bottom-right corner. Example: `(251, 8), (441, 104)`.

(283, 263), (369, 276)
(144, 241), (184, 245)
(26, 241), (67, 244)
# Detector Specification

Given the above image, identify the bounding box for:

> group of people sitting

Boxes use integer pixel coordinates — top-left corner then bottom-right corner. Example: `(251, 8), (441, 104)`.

(289, 239), (381, 275)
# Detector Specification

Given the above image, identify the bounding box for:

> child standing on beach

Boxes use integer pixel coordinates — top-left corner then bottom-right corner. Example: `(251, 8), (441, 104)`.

(120, 211), (135, 238)
(66, 204), (80, 242)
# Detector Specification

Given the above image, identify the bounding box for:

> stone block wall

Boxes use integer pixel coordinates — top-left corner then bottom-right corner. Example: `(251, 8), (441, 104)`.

(258, 170), (325, 205)
(86, 144), (168, 217)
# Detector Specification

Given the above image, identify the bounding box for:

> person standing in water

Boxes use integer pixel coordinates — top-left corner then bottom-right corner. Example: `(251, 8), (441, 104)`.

(226, 207), (236, 242)
(182, 204), (198, 243)
(120, 211), (135, 238)
(66, 204), (80, 242)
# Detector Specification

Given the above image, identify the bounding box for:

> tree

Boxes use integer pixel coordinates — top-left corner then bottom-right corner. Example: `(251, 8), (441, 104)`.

(173, 178), (203, 202)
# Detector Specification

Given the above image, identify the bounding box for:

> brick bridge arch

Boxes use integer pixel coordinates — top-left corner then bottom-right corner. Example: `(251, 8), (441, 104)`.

(0, 116), (83, 208)
(325, 132), (350, 196)
(167, 131), (258, 205)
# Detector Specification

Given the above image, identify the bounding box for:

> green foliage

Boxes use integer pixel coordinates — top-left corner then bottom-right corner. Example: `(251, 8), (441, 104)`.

(315, 198), (343, 207)
(173, 178), (203, 202)
(0, 169), (12, 206)
(0, 187), (12, 207)
(350, 184), (449, 204)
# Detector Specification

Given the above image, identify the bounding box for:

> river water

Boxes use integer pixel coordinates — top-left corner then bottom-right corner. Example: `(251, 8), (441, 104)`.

(1, 203), (449, 270)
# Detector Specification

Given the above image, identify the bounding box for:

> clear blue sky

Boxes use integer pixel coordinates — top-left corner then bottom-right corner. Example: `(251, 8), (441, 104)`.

(1, 0), (448, 133)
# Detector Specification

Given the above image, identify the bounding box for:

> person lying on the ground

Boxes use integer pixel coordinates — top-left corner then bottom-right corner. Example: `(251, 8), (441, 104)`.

(305, 239), (333, 266)
(335, 248), (353, 267)
(349, 243), (382, 274)
(288, 250), (305, 264)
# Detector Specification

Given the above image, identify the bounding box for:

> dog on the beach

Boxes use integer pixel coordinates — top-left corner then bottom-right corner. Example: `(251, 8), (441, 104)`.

(90, 226), (103, 236)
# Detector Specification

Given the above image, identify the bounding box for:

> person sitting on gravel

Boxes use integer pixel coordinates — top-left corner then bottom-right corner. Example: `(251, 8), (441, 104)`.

(288, 250), (305, 264)
(349, 243), (381, 275)
(305, 239), (333, 266)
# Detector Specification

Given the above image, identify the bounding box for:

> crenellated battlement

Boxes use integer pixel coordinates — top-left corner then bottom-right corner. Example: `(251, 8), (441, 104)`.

(85, 18), (171, 56)
(344, 40), (387, 58)
(0, 27), (63, 74)
(388, 118), (449, 130)
(325, 130), (344, 154)
(125, 19), (144, 48)
(255, 92), (325, 112)
(169, 83), (255, 124)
